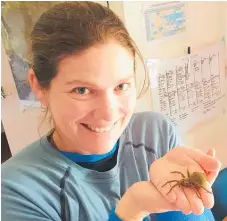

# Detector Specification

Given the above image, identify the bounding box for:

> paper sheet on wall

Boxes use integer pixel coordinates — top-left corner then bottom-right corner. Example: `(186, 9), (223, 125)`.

(146, 41), (227, 132)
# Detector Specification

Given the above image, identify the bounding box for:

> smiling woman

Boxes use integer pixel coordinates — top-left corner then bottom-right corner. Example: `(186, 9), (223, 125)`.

(29, 42), (137, 154)
(27, 1), (144, 154)
(1, 2), (221, 221)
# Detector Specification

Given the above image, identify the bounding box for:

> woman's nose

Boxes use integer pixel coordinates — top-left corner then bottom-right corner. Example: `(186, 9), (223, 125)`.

(93, 93), (120, 122)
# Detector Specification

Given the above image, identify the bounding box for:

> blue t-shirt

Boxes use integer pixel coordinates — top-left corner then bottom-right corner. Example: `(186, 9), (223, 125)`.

(2, 112), (215, 221)
(57, 135), (215, 221)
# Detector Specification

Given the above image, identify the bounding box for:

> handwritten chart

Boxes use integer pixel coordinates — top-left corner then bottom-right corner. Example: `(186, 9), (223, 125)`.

(146, 42), (226, 132)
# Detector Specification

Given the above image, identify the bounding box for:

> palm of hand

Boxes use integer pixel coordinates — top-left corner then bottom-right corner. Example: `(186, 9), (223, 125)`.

(149, 147), (221, 215)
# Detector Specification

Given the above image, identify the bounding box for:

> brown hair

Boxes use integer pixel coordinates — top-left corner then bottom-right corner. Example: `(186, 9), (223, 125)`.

(30, 1), (148, 98)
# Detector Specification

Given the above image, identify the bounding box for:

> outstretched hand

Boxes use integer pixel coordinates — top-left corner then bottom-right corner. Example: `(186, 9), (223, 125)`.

(149, 147), (221, 215)
(115, 147), (221, 221)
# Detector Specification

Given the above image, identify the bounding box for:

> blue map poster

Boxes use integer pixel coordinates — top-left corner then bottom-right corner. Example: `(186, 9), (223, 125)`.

(144, 2), (186, 41)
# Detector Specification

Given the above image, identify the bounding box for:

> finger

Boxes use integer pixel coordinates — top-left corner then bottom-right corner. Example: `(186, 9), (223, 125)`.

(206, 169), (220, 185)
(205, 148), (215, 178)
(185, 148), (221, 171)
(199, 181), (214, 209)
(205, 148), (221, 185)
(181, 166), (205, 215)
(175, 186), (191, 214)
(177, 153), (220, 186)
(207, 148), (215, 157)
(179, 152), (221, 186)
(169, 147), (221, 171)
(183, 187), (204, 215)
(187, 165), (214, 210)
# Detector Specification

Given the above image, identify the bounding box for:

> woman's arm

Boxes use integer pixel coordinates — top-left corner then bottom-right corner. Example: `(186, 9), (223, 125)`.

(111, 147), (221, 221)
(2, 181), (57, 221)
(114, 181), (177, 221)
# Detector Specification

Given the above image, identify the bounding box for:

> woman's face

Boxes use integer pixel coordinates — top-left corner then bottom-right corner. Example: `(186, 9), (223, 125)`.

(37, 43), (137, 154)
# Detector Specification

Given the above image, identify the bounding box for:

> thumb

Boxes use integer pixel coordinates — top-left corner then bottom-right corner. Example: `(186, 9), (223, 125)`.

(207, 148), (215, 157)
(206, 148), (221, 185)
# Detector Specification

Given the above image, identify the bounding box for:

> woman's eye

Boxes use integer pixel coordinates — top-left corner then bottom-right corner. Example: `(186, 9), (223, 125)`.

(74, 87), (90, 95)
(116, 83), (129, 91)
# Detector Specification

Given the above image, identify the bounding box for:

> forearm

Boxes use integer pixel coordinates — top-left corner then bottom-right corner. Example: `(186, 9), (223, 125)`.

(114, 204), (148, 221)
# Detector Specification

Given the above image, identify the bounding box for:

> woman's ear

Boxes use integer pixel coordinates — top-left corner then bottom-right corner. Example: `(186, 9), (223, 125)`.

(28, 68), (49, 107)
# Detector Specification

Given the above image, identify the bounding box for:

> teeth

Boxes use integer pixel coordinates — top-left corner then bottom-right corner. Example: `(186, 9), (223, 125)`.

(87, 124), (115, 133)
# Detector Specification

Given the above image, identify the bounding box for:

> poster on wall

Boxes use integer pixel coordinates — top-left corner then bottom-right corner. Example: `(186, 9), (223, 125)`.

(146, 41), (227, 133)
(143, 1), (186, 42)
(1, 2), (60, 109)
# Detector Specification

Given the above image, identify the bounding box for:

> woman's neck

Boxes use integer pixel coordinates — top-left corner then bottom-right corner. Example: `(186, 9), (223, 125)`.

(52, 130), (84, 153)
(52, 130), (109, 154)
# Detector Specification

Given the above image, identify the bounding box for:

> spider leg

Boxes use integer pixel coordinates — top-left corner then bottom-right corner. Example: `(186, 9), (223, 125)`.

(187, 168), (190, 178)
(180, 185), (186, 194)
(161, 180), (179, 188)
(193, 183), (212, 194)
(170, 171), (185, 178)
(167, 182), (179, 195)
(191, 186), (202, 199)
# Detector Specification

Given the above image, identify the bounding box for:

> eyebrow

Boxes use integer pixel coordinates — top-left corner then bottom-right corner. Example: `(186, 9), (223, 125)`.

(65, 76), (135, 87)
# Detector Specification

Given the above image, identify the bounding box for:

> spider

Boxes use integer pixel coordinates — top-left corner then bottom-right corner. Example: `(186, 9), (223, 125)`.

(162, 168), (212, 199)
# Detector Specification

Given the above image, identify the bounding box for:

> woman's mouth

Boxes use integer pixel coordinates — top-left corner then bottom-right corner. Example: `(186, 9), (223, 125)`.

(81, 123), (116, 133)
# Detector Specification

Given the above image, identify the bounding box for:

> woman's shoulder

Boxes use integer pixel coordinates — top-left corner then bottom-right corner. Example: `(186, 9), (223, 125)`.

(2, 136), (65, 185)
(1, 140), (62, 221)
(132, 111), (169, 121)
(2, 138), (45, 172)
(1, 137), (65, 220)
(124, 111), (182, 156)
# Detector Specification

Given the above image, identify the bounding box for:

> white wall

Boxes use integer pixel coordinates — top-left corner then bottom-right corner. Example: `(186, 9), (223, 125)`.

(120, 1), (227, 168)
(226, 2), (227, 60)
(186, 1), (227, 169)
